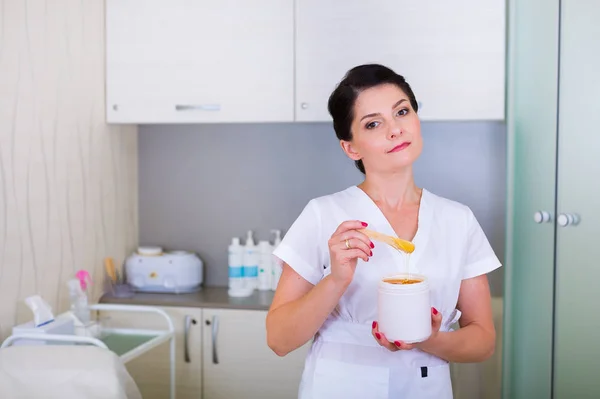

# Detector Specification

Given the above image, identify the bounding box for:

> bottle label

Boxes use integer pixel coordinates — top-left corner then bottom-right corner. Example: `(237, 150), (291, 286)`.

(243, 265), (258, 278)
(229, 266), (243, 278)
(228, 252), (242, 267)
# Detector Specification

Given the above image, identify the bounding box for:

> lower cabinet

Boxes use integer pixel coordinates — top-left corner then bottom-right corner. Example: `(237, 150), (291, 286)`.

(103, 306), (309, 399)
(101, 302), (505, 399)
(202, 308), (309, 399)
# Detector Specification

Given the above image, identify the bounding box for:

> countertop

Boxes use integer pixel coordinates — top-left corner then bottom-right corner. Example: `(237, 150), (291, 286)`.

(99, 286), (274, 311)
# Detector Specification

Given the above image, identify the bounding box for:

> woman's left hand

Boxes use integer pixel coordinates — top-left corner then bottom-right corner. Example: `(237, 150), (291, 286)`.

(371, 307), (442, 351)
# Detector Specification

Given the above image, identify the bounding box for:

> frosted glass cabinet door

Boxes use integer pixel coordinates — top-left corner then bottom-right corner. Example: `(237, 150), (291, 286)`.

(502, 0), (560, 398)
(554, 1), (600, 397)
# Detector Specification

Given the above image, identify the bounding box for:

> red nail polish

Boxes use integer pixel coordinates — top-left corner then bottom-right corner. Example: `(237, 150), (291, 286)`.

(372, 321), (377, 329)
(432, 307), (438, 315)
(361, 222), (368, 226)
(370, 250), (373, 256)
(394, 341), (401, 347)
(370, 242), (375, 248)
(375, 332), (381, 340)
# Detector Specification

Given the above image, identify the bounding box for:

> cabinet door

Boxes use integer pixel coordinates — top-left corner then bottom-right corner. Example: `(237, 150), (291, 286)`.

(295, 0), (505, 122)
(502, 1), (560, 398)
(106, 0), (294, 123)
(102, 307), (202, 399)
(202, 308), (309, 399)
(554, 1), (600, 397)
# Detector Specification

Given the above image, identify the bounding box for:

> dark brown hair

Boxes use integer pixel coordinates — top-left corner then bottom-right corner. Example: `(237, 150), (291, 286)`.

(327, 64), (418, 174)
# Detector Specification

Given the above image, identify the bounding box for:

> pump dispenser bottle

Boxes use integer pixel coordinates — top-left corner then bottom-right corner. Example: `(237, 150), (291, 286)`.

(242, 230), (258, 290)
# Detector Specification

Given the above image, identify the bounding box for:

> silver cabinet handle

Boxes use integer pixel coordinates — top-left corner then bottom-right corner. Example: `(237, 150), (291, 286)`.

(210, 315), (219, 364)
(175, 104), (221, 111)
(558, 213), (580, 227)
(204, 316), (220, 364)
(533, 210), (552, 224)
(184, 315), (197, 363)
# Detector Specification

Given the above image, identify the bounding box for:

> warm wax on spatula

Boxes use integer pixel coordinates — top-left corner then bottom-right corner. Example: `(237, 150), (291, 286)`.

(359, 229), (415, 254)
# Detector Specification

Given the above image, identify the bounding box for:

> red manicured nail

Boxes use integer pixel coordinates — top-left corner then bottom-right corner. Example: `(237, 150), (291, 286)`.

(375, 332), (381, 340)
(370, 242), (375, 248)
(372, 321), (377, 329)
(432, 307), (438, 315)
(370, 250), (373, 256)
(361, 222), (368, 226)
(394, 341), (401, 347)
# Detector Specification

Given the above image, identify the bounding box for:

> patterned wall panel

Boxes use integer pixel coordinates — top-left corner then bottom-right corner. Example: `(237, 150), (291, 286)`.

(0, 0), (138, 338)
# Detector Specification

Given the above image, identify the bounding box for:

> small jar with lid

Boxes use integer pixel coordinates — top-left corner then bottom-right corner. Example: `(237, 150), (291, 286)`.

(377, 273), (432, 343)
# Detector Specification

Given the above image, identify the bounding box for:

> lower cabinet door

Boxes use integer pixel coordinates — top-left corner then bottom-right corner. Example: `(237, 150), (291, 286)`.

(202, 308), (309, 399)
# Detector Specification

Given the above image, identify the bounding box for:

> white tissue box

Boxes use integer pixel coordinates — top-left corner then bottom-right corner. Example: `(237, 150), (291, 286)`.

(11, 314), (75, 346)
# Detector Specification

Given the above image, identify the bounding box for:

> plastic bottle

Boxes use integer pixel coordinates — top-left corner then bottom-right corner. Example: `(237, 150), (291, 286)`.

(271, 229), (282, 291)
(228, 237), (249, 297)
(67, 270), (92, 324)
(258, 240), (273, 291)
(242, 230), (259, 290)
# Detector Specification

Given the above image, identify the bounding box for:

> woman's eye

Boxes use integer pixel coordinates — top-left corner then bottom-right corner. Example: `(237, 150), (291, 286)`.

(366, 121), (380, 129)
(397, 108), (409, 116)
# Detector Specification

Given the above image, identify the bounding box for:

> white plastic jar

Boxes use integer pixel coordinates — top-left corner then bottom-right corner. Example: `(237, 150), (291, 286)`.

(377, 273), (432, 343)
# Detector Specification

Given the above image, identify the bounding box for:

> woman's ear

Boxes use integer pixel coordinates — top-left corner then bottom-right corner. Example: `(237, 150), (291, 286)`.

(340, 140), (361, 161)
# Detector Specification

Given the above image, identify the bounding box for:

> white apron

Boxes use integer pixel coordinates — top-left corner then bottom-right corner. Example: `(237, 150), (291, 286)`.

(273, 186), (501, 399)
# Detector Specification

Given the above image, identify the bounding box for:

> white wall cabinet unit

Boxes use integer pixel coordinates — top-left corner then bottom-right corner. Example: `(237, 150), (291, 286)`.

(106, 0), (294, 124)
(106, 0), (505, 124)
(202, 308), (309, 399)
(295, 0), (506, 122)
(101, 307), (203, 399)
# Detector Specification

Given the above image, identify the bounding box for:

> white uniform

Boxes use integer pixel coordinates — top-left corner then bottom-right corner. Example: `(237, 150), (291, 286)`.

(273, 186), (501, 399)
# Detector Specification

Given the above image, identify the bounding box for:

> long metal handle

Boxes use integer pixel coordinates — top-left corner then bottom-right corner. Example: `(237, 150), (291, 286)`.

(175, 104), (221, 112)
(184, 315), (197, 363)
(211, 315), (219, 364)
(1, 333), (109, 349)
(88, 304), (175, 334)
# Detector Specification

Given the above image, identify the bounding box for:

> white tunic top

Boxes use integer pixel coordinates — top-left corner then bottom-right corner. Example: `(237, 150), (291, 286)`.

(273, 186), (501, 399)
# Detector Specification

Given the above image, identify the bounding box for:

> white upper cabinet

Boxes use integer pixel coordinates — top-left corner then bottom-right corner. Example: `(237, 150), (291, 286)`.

(106, 1), (505, 124)
(295, 0), (506, 122)
(106, 0), (294, 123)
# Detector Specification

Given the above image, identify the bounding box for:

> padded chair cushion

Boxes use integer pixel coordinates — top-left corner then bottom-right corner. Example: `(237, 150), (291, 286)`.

(0, 345), (142, 399)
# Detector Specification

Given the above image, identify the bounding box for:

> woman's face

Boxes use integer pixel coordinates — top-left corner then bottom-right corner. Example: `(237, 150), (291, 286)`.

(342, 83), (422, 174)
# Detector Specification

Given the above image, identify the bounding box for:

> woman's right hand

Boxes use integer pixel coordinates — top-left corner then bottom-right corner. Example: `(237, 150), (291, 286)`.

(328, 220), (374, 286)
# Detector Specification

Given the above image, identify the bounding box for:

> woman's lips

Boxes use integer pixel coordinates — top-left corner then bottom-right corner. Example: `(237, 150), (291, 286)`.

(388, 142), (411, 153)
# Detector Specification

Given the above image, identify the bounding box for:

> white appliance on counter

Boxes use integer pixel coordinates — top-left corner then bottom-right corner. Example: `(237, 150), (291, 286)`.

(125, 247), (203, 293)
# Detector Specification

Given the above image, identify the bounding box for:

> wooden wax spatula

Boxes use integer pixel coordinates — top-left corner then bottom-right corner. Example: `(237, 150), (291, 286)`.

(104, 257), (117, 283)
(360, 228), (415, 254)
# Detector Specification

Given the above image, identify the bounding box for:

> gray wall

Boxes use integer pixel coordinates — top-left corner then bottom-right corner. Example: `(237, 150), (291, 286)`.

(139, 121), (506, 296)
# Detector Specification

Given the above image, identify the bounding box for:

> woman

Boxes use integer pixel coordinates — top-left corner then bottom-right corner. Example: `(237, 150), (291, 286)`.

(266, 64), (501, 399)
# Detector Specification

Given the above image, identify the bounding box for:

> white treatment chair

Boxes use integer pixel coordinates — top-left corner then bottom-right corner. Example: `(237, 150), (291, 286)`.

(0, 345), (142, 399)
